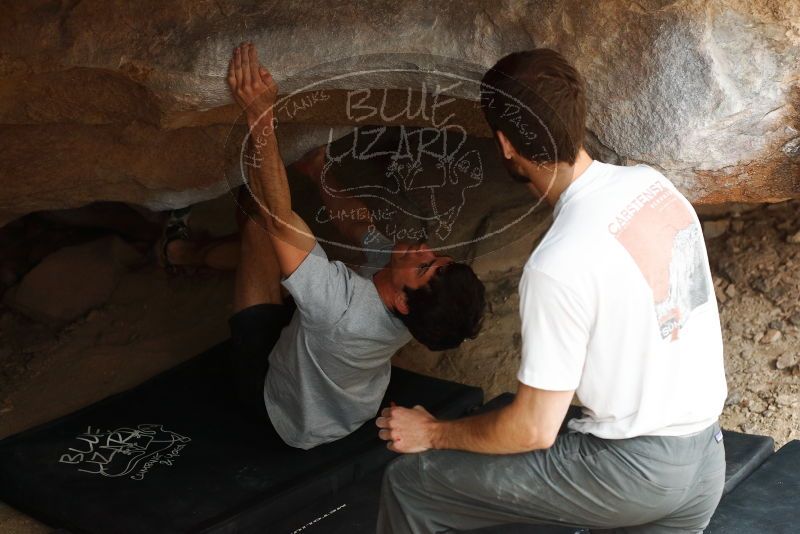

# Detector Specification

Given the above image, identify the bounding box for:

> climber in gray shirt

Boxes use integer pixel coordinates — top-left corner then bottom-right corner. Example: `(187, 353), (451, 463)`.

(226, 42), (486, 449)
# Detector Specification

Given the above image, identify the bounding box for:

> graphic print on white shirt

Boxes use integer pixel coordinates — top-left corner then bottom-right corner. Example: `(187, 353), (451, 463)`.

(517, 161), (726, 438)
(608, 181), (710, 341)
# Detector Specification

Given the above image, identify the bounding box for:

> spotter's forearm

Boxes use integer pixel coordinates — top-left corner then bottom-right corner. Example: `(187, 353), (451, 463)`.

(431, 406), (541, 454)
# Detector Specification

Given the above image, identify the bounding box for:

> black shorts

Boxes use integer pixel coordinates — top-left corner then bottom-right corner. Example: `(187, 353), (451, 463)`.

(228, 300), (296, 423)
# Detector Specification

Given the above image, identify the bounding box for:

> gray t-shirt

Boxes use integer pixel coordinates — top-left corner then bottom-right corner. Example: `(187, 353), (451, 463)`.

(264, 235), (410, 449)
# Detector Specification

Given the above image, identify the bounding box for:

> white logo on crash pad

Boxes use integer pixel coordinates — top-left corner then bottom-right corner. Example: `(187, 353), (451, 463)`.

(58, 424), (191, 481)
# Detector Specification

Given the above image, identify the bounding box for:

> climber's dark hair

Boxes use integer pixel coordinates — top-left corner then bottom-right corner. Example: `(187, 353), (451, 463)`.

(398, 262), (486, 351)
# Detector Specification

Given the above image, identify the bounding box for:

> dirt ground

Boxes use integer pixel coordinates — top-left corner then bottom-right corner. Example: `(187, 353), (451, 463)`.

(0, 199), (798, 532)
(705, 202), (800, 446)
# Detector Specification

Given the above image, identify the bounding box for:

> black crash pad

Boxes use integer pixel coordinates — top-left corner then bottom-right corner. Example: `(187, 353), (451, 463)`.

(706, 440), (800, 534)
(0, 341), (483, 534)
(719, 429), (774, 495)
(277, 393), (780, 534)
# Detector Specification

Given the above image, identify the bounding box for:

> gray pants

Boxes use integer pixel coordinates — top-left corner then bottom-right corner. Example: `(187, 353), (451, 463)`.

(377, 423), (725, 533)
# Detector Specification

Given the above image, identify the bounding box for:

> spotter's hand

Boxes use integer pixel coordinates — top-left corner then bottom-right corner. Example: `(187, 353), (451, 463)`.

(376, 404), (437, 454)
(227, 42), (278, 121)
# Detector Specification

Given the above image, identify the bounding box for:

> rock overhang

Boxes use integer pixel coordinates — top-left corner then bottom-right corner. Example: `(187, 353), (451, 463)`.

(0, 0), (797, 224)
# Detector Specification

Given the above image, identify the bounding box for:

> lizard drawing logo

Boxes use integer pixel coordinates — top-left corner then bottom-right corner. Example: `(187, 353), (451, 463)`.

(58, 424), (191, 481)
(321, 125), (484, 240)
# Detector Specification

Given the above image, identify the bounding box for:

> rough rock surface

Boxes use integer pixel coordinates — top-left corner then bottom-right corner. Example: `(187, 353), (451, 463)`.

(0, 0), (798, 223)
(4, 236), (142, 324)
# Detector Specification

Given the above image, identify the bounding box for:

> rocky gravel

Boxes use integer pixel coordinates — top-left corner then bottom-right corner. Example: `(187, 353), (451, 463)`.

(705, 201), (800, 448)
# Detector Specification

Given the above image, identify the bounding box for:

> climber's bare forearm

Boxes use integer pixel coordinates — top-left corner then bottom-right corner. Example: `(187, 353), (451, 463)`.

(228, 42), (315, 275)
(246, 114), (316, 272)
(246, 112), (293, 224)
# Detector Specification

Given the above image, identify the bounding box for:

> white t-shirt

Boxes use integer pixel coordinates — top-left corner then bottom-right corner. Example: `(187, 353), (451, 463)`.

(518, 160), (727, 438)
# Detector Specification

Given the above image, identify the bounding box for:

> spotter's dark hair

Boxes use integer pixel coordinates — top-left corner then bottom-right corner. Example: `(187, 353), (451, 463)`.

(480, 48), (586, 164)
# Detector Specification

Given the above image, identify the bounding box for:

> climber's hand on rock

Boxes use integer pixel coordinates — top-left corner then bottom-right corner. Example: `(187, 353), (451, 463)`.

(227, 42), (278, 123)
